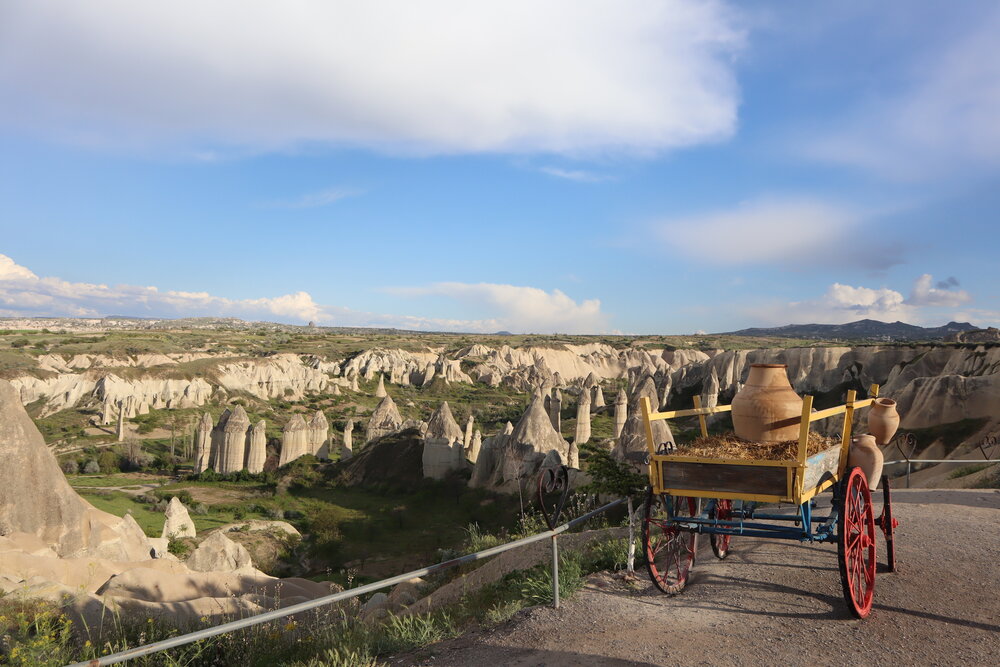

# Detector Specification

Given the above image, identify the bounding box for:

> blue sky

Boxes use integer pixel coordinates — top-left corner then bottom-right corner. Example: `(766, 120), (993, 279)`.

(1, 0), (998, 334)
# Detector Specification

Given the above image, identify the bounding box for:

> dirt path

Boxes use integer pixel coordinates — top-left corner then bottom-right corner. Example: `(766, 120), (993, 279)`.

(395, 489), (1000, 666)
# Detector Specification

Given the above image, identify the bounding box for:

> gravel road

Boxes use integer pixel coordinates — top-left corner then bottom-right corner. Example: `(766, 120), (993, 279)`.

(394, 489), (1000, 667)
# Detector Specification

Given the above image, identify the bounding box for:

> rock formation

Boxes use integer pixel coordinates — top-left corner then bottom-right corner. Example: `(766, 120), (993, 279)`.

(186, 531), (253, 573)
(245, 420), (267, 473)
(422, 402), (466, 479)
(614, 389), (627, 438)
(375, 374), (387, 398)
(613, 376), (673, 465)
(550, 388), (562, 433)
(208, 408), (230, 471)
(575, 390), (591, 445)
(425, 402), (465, 443)
(464, 414), (475, 450)
(116, 400), (125, 441)
(468, 429), (482, 463)
(341, 419), (354, 459)
(215, 406), (251, 474)
(161, 497), (196, 540)
(309, 410), (329, 456)
(0, 379), (153, 560)
(593, 384), (606, 408)
(279, 414), (311, 467)
(194, 412), (212, 473)
(471, 393), (570, 493)
(366, 394), (403, 443)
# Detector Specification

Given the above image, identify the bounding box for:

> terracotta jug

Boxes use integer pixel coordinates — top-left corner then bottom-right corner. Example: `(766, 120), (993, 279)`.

(868, 397), (900, 446)
(848, 434), (883, 490)
(731, 364), (803, 442)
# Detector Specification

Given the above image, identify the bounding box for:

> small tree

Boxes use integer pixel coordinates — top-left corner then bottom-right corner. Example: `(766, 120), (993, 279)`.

(580, 443), (648, 577)
(82, 460), (101, 474)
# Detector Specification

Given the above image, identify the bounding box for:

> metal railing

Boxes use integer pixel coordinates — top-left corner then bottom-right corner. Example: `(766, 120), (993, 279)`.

(883, 433), (1000, 487)
(68, 496), (624, 667)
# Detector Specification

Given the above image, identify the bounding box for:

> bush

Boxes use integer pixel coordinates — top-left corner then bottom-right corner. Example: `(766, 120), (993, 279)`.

(59, 459), (79, 475)
(97, 450), (120, 473)
(192, 503), (209, 515)
(82, 460), (101, 475)
(167, 538), (191, 558)
(10, 338), (29, 348)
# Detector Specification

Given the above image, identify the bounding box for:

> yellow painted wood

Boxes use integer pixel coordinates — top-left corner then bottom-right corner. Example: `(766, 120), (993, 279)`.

(870, 383), (880, 399)
(807, 403), (848, 422)
(800, 475), (840, 503)
(652, 455), (796, 467)
(648, 405), (732, 420)
(641, 397), (663, 489)
(692, 395), (709, 438)
(652, 486), (790, 504)
(794, 395), (813, 500)
(838, 389), (857, 474)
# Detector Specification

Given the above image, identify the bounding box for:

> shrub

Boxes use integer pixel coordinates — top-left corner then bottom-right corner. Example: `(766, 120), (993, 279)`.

(10, 338), (29, 348)
(192, 503), (209, 515)
(60, 459), (79, 475)
(97, 450), (120, 473)
(518, 553), (584, 604)
(167, 538), (191, 558)
(82, 460), (101, 475)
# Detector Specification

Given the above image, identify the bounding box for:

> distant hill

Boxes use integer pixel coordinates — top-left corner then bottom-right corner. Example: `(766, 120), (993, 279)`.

(721, 319), (975, 341)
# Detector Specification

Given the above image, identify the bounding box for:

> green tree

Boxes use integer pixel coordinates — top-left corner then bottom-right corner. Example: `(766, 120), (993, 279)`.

(580, 443), (647, 577)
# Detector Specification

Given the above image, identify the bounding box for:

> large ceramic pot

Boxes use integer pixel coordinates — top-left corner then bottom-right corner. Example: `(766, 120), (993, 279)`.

(848, 434), (884, 490)
(868, 397), (900, 446)
(731, 364), (803, 442)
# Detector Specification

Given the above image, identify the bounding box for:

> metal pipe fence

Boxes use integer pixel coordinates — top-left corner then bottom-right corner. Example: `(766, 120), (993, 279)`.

(67, 497), (624, 667)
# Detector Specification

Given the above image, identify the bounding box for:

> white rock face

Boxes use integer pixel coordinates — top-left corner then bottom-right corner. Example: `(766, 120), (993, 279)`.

(279, 414), (311, 467)
(575, 391), (592, 445)
(194, 413), (213, 473)
(614, 376), (673, 465)
(245, 420), (267, 473)
(161, 497), (196, 540)
(467, 429), (482, 463)
(366, 395), (403, 443)
(0, 380), (153, 560)
(215, 406), (251, 474)
(186, 531), (254, 573)
(308, 410), (329, 456)
(425, 402), (464, 443)
(341, 419), (354, 460)
(471, 393), (570, 493)
(375, 374), (387, 398)
(614, 389), (627, 438)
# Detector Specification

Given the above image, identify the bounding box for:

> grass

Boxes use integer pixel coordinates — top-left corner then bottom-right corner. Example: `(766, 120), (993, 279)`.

(76, 489), (269, 536)
(949, 463), (992, 479)
(67, 473), (170, 488)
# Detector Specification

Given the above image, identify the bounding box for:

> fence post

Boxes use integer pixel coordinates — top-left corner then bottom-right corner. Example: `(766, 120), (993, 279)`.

(551, 534), (560, 609)
(906, 461), (911, 488)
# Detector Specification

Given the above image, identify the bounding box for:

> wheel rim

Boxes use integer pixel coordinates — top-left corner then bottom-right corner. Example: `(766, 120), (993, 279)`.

(643, 490), (697, 595)
(880, 475), (896, 572)
(838, 467), (876, 618)
(710, 499), (733, 559)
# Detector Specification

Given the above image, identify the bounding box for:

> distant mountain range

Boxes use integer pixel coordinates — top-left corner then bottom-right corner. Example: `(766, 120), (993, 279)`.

(721, 319), (975, 341)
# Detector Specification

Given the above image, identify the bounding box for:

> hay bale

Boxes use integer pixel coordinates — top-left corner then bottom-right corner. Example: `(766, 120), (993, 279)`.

(677, 432), (839, 461)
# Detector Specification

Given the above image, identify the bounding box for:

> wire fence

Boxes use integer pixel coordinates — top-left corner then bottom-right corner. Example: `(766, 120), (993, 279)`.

(67, 497), (624, 667)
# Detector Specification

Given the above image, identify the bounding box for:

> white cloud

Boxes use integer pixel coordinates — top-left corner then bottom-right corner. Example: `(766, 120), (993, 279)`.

(537, 167), (612, 183)
(0, 1), (745, 156)
(656, 197), (861, 264)
(262, 187), (362, 209)
(802, 6), (1000, 179)
(0, 255), (607, 333)
(745, 274), (979, 326)
(385, 282), (608, 333)
(907, 273), (971, 307)
(0, 254), (325, 322)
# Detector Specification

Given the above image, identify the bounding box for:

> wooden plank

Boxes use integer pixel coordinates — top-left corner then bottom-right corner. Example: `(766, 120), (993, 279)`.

(839, 389), (857, 474)
(693, 396), (708, 438)
(651, 487), (789, 504)
(808, 403), (847, 422)
(648, 404), (732, 420)
(640, 398), (661, 489)
(801, 445), (841, 490)
(653, 455), (794, 467)
(660, 461), (788, 496)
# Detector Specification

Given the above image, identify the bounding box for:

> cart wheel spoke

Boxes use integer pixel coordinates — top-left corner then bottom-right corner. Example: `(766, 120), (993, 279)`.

(643, 488), (698, 595)
(838, 467), (877, 618)
(709, 499), (733, 560)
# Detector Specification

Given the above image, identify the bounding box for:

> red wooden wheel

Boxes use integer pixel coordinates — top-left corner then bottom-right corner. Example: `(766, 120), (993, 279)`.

(876, 475), (898, 572)
(837, 467), (877, 618)
(710, 499), (733, 559)
(643, 488), (698, 595)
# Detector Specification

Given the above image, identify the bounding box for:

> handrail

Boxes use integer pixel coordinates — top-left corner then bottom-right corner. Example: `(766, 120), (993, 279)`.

(67, 497), (625, 667)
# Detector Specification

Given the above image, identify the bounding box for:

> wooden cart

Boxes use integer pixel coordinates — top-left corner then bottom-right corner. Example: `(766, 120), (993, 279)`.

(639, 385), (898, 618)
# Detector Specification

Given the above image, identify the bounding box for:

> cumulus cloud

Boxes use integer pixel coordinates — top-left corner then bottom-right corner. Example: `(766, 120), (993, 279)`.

(0, 255), (324, 322)
(802, 6), (1000, 179)
(0, 1), (745, 156)
(0, 255), (606, 333)
(745, 274), (977, 326)
(656, 197), (865, 265)
(385, 282), (608, 333)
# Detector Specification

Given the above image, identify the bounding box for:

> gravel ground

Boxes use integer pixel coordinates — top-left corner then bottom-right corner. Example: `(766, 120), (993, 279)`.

(392, 489), (1000, 667)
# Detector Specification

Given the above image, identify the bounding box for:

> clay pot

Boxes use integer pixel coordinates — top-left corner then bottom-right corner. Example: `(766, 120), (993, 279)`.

(868, 397), (900, 446)
(731, 364), (803, 442)
(848, 434), (883, 490)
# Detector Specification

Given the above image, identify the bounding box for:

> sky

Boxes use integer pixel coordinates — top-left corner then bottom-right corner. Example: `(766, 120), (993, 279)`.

(1, 0), (998, 334)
